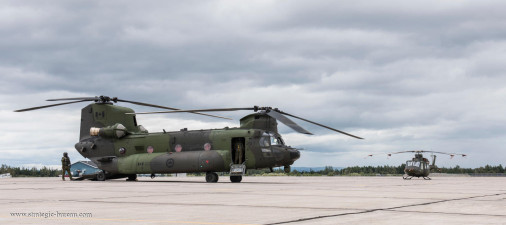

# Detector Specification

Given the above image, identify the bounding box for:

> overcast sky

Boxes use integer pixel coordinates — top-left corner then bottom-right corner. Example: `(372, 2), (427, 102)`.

(1, 0), (506, 169)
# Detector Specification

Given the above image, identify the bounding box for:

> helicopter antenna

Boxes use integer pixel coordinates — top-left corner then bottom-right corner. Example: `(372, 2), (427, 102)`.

(128, 106), (363, 139)
(14, 95), (232, 120)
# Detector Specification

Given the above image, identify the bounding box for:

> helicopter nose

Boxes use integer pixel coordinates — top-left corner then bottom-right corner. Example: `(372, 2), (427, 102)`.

(289, 149), (300, 161)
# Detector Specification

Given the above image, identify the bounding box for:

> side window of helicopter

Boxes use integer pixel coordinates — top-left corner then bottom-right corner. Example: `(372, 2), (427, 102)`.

(259, 134), (271, 147)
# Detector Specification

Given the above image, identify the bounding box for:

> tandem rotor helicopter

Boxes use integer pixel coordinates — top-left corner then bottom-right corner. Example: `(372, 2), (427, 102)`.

(16, 96), (363, 183)
(367, 150), (467, 180)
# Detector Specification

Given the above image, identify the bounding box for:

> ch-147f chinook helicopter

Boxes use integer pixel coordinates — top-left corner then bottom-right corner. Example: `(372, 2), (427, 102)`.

(367, 150), (466, 180)
(16, 96), (363, 183)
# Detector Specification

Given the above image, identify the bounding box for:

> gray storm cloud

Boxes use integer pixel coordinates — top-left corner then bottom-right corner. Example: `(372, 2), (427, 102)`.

(1, 0), (506, 167)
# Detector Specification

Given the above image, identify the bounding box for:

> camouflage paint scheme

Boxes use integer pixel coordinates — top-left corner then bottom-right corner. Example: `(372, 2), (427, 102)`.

(403, 153), (435, 179)
(75, 103), (300, 179)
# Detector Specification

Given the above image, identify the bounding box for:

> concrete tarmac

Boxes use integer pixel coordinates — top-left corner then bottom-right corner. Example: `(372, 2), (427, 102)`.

(0, 176), (505, 225)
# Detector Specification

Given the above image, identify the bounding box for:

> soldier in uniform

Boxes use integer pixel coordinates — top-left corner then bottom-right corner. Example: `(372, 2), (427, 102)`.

(61, 152), (73, 181)
(234, 142), (244, 164)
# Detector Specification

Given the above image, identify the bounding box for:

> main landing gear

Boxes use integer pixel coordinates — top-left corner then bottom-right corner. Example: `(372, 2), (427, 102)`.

(403, 174), (432, 180)
(126, 174), (137, 181)
(230, 175), (242, 183)
(96, 171), (106, 181)
(205, 172), (219, 183)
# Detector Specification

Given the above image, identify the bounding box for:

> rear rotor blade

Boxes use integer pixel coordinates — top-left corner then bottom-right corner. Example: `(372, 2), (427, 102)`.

(15, 100), (90, 112)
(277, 111), (363, 139)
(118, 99), (236, 120)
(20, 95), (230, 120)
(46, 97), (97, 101)
(267, 110), (312, 135)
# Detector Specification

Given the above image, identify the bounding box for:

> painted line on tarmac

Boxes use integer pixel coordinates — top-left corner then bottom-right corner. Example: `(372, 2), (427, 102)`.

(265, 192), (506, 224)
(385, 209), (506, 217)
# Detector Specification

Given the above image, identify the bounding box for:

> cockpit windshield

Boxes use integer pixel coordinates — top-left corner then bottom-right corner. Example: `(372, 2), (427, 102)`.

(406, 161), (421, 167)
(259, 132), (284, 147)
(271, 135), (284, 145)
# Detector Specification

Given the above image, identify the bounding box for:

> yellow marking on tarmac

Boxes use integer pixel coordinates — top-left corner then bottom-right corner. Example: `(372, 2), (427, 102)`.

(1, 216), (258, 225)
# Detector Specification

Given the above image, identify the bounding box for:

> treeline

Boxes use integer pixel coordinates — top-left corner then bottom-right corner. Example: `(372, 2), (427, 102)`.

(0, 164), (61, 177)
(438, 165), (505, 174)
(246, 164), (506, 176)
(1, 164), (505, 177)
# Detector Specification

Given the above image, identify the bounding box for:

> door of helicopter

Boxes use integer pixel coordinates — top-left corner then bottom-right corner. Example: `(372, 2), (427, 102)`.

(231, 137), (245, 164)
(421, 161), (430, 175)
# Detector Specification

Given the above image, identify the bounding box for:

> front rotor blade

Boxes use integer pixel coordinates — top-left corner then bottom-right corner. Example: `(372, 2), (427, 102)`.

(15, 100), (90, 112)
(267, 110), (312, 135)
(278, 111), (363, 139)
(118, 99), (239, 120)
(127, 107), (255, 115)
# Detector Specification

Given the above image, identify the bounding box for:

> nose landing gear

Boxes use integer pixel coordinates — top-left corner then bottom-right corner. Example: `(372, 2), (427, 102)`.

(284, 165), (291, 173)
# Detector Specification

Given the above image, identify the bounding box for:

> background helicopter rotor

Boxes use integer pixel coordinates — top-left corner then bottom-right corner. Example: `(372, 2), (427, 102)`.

(368, 150), (467, 158)
(128, 106), (363, 139)
(15, 95), (232, 120)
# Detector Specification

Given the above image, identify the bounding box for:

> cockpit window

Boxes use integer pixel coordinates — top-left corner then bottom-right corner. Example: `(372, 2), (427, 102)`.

(271, 136), (284, 145)
(259, 132), (284, 147)
(406, 161), (420, 167)
(260, 136), (270, 147)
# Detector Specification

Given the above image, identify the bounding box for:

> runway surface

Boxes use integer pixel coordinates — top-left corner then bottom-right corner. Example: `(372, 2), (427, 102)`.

(1, 176), (505, 224)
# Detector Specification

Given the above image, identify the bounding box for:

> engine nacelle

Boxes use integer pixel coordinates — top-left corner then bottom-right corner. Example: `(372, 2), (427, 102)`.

(90, 123), (127, 139)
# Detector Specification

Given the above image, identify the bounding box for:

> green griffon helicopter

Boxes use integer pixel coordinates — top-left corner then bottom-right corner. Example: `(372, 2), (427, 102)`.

(368, 150), (466, 180)
(16, 96), (363, 183)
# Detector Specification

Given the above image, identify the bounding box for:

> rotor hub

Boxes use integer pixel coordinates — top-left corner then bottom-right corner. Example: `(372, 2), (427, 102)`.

(94, 96), (118, 104)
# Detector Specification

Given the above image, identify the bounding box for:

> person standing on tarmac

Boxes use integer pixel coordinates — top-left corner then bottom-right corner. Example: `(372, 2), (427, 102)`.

(61, 152), (73, 181)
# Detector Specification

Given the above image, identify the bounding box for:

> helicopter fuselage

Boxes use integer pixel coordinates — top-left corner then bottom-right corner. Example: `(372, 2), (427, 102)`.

(403, 154), (434, 179)
(77, 128), (300, 175)
(404, 163), (430, 178)
(74, 103), (300, 178)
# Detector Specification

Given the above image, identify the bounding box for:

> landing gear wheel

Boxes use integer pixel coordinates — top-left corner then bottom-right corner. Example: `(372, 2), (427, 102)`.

(96, 171), (106, 181)
(205, 172), (219, 183)
(402, 175), (412, 180)
(126, 174), (137, 181)
(284, 165), (291, 173)
(230, 175), (242, 183)
(423, 176), (432, 180)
